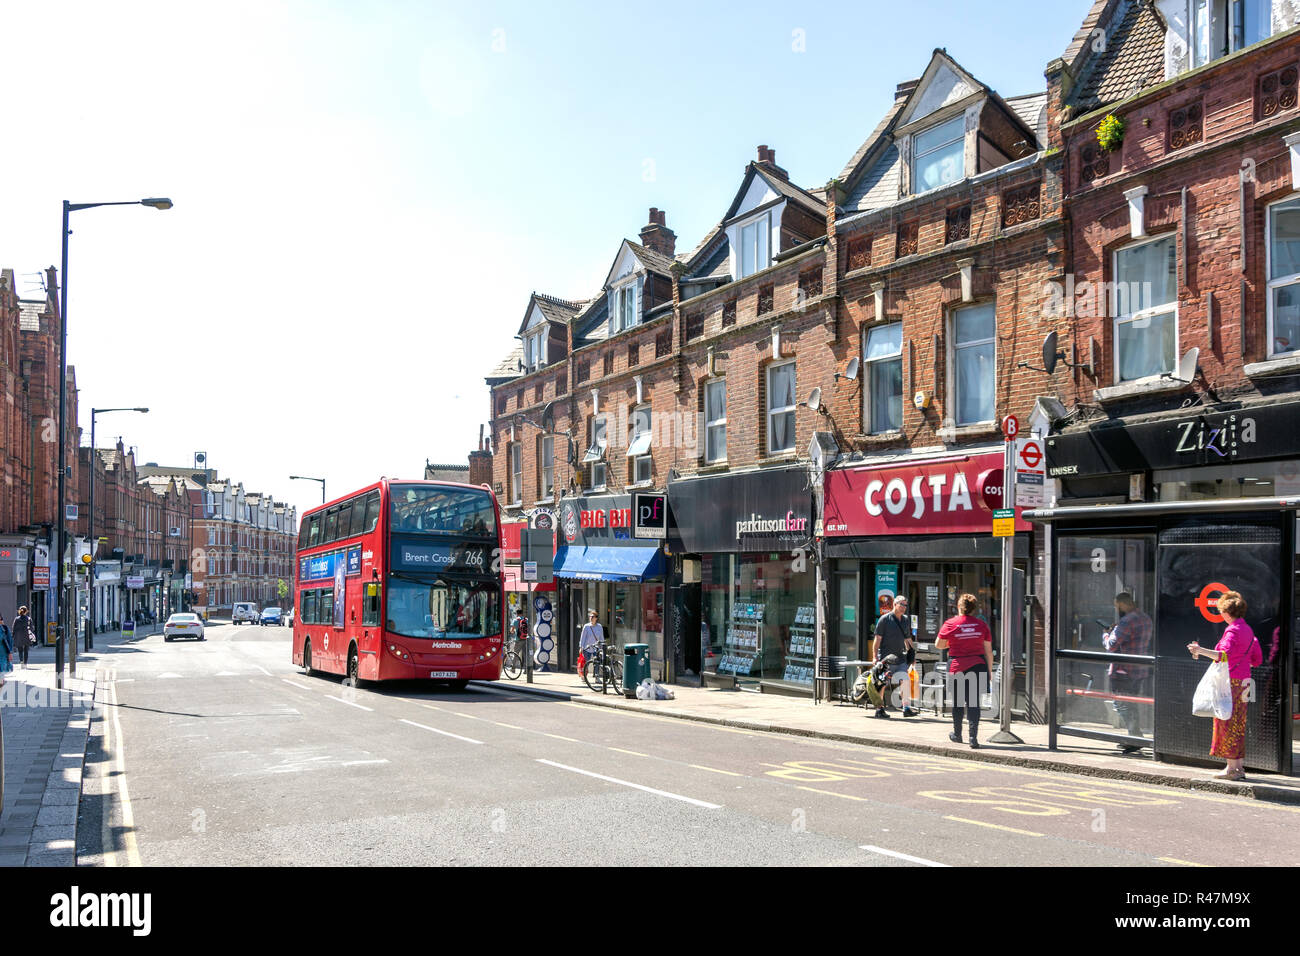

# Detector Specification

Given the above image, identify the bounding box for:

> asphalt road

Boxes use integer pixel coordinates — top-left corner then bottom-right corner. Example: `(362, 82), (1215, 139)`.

(76, 623), (1300, 866)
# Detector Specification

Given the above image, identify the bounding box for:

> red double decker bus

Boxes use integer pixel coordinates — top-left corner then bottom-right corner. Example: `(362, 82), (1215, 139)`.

(292, 479), (504, 687)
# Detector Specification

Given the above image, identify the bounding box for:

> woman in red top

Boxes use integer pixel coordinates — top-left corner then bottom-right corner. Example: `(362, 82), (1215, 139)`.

(935, 593), (994, 749)
(1187, 590), (1262, 781)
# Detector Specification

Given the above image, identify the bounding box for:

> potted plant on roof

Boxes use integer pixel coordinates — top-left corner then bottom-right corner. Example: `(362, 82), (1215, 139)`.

(1096, 113), (1125, 153)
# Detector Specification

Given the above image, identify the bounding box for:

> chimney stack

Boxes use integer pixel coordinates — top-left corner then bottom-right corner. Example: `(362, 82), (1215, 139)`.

(755, 144), (789, 180)
(895, 78), (920, 102)
(639, 207), (676, 258)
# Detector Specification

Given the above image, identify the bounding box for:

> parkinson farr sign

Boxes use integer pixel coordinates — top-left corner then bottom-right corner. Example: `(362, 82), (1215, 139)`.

(823, 452), (1031, 536)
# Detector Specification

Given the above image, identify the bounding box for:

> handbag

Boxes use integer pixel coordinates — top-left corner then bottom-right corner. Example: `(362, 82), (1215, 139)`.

(1192, 659), (1233, 720)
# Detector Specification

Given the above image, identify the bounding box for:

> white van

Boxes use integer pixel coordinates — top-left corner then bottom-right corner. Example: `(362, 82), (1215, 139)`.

(233, 602), (260, 624)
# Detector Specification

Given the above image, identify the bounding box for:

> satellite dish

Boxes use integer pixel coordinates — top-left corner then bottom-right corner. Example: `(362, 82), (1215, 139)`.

(806, 387), (822, 412)
(844, 357), (860, 381)
(1175, 347), (1199, 383)
(1041, 331), (1060, 375)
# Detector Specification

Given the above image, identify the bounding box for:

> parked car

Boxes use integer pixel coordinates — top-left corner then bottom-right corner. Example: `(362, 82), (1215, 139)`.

(260, 607), (283, 626)
(233, 602), (260, 624)
(163, 613), (205, 642)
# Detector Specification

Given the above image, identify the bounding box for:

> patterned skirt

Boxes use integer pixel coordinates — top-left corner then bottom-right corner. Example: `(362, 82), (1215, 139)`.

(1210, 678), (1248, 759)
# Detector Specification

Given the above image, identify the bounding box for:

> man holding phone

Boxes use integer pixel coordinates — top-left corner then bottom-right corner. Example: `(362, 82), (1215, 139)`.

(872, 596), (917, 718)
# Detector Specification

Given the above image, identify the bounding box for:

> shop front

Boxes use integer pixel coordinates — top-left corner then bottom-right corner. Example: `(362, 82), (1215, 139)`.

(823, 449), (1035, 712)
(668, 466), (816, 694)
(553, 495), (665, 676)
(0, 536), (33, 622)
(1038, 400), (1298, 772)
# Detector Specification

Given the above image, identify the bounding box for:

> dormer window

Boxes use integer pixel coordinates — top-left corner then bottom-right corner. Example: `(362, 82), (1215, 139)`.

(1191, 0), (1270, 68)
(524, 328), (547, 373)
(610, 281), (639, 334)
(738, 212), (772, 278)
(912, 115), (966, 193)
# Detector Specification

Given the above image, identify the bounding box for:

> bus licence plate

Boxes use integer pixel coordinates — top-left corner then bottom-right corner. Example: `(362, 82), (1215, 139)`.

(430, 671), (458, 679)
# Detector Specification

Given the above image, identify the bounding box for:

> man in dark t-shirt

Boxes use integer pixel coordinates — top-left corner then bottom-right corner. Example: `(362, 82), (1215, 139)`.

(872, 597), (916, 719)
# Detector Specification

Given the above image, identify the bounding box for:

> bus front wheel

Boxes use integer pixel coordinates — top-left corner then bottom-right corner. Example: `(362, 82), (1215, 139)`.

(347, 647), (361, 687)
(302, 640), (314, 676)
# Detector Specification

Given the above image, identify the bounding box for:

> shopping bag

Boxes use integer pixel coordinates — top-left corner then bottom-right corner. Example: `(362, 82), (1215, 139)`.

(576, 651), (586, 673)
(1192, 660), (1233, 720)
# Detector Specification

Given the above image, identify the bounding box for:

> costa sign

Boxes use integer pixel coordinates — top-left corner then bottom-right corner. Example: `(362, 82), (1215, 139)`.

(824, 452), (1030, 536)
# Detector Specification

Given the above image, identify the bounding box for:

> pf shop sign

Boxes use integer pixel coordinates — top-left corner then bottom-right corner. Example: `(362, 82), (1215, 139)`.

(633, 493), (667, 540)
(824, 451), (1031, 537)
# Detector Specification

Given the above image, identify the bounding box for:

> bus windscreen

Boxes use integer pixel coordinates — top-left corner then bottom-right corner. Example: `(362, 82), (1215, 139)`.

(389, 485), (496, 537)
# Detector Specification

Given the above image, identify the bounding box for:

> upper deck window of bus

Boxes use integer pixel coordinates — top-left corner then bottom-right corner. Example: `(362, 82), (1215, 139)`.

(324, 508), (339, 543)
(363, 492), (381, 533)
(307, 514), (321, 548)
(390, 486), (496, 536)
(337, 500), (354, 539)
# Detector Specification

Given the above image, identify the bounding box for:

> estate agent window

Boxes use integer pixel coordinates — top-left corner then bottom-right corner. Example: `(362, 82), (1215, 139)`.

(912, 115), (965, 193)
(766, 360), (796, 454)
(704, 379), (727, 463)
(1268, 195), (1300, 357)
(864, 322), (903, 433)
(1113, 235), (1177, 382)
(951, 302), (995, 425)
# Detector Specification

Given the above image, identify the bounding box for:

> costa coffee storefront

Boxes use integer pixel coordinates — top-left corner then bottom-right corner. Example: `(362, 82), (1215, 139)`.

(552, 495), (666, 675)
(1035, 401), (1298, 772)
(822, 448), (1036, 709)
(668, 466), (816, 694)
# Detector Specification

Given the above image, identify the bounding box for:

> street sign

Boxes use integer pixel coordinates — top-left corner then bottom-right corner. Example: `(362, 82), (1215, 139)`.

(32, 565), (50, 590)
(1001, 415), (1020, 440)
(1014, 436), (1046, 508)
(127, 574), (145, 589)
(522, 561), (538, 582)
(992, 508), (1015, 537)
(519, 529), (554, 584)
(65, 504), (78, 521)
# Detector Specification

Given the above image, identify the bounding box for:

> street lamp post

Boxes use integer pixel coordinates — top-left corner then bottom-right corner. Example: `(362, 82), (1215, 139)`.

(86, 406), (148, 651)
(289, 475), (327, 504)
(56, 197), (171, 688)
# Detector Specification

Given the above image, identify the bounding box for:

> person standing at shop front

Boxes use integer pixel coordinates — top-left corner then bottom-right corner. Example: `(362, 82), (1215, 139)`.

(12, 605), (33, 668)
(872, 596), (916, 718)
(1187, 590), (1262, 782)
(935, 594), (994, 748)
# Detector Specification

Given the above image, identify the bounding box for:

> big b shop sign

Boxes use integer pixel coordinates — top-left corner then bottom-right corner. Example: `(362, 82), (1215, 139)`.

(823, 452), (1029, 536)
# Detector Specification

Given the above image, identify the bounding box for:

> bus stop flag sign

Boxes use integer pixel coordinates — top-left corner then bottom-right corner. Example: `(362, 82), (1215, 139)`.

(1014, 437), (1046, 508)
(992, 509), (1015, 537)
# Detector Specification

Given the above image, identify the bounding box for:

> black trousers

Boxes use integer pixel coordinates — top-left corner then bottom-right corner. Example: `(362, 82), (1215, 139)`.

(17, 640), (29, 665)
(949, 662), (989, 738)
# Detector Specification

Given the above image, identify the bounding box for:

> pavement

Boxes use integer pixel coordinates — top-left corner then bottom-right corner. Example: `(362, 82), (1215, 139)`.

(1, 635), (104, 866)
(492, 667), (1300, 804)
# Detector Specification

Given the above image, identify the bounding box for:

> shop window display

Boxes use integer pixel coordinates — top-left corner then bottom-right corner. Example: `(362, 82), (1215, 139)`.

(701, 552), (815, 684)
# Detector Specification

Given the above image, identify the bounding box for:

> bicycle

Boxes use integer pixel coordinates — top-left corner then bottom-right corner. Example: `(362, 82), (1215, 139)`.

(502, 636), (527, 680)
(581, 640), (622, 694)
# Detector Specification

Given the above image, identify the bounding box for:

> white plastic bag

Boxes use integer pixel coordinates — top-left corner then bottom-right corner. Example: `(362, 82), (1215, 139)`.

(1192, 660), (1233, 720)
(635, 678), (654, 700)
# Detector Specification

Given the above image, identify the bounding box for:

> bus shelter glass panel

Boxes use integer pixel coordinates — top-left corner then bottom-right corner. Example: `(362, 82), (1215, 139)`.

(1055, 534), (1156, 743)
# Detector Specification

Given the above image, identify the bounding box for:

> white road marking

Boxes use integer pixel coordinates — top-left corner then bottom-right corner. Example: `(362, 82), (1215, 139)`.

(341, 759), (391, 767)
(281, 679), (312, 690)
(157, 672), (183, 679)
(250, 664), (272, 676)
(106, 680), (142, 867)
(859, 845), (950, 867)
(536, 759), (722, 809)
(215, 671), (241, 677)
(326, 695), (373, 712)
(399, 719), (483, 745)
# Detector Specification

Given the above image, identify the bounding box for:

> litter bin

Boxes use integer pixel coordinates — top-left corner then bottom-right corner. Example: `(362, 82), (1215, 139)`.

(623, 643), (650, 698)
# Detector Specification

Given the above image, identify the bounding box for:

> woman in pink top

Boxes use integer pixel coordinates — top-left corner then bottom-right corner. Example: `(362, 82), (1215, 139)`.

(1187, 590), (1262, 781)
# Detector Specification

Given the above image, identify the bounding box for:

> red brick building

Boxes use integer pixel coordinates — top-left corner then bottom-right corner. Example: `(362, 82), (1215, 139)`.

(1037, 1), (1300, 768)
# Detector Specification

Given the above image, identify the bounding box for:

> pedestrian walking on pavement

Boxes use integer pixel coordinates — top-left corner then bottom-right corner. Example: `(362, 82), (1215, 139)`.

(12, 606), (32, 668)
(871, 596), (916, 718)
(1188, 590), (1261, 782)
(935, 593), (994, 749)
(0, 613), (12, 686)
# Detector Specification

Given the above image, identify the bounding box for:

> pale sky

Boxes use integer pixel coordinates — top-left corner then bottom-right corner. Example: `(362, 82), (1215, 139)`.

(0, 0), (1086, 520)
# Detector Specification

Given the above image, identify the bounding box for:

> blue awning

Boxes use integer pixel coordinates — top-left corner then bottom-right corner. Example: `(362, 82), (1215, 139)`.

(552, 545), (663, 582)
